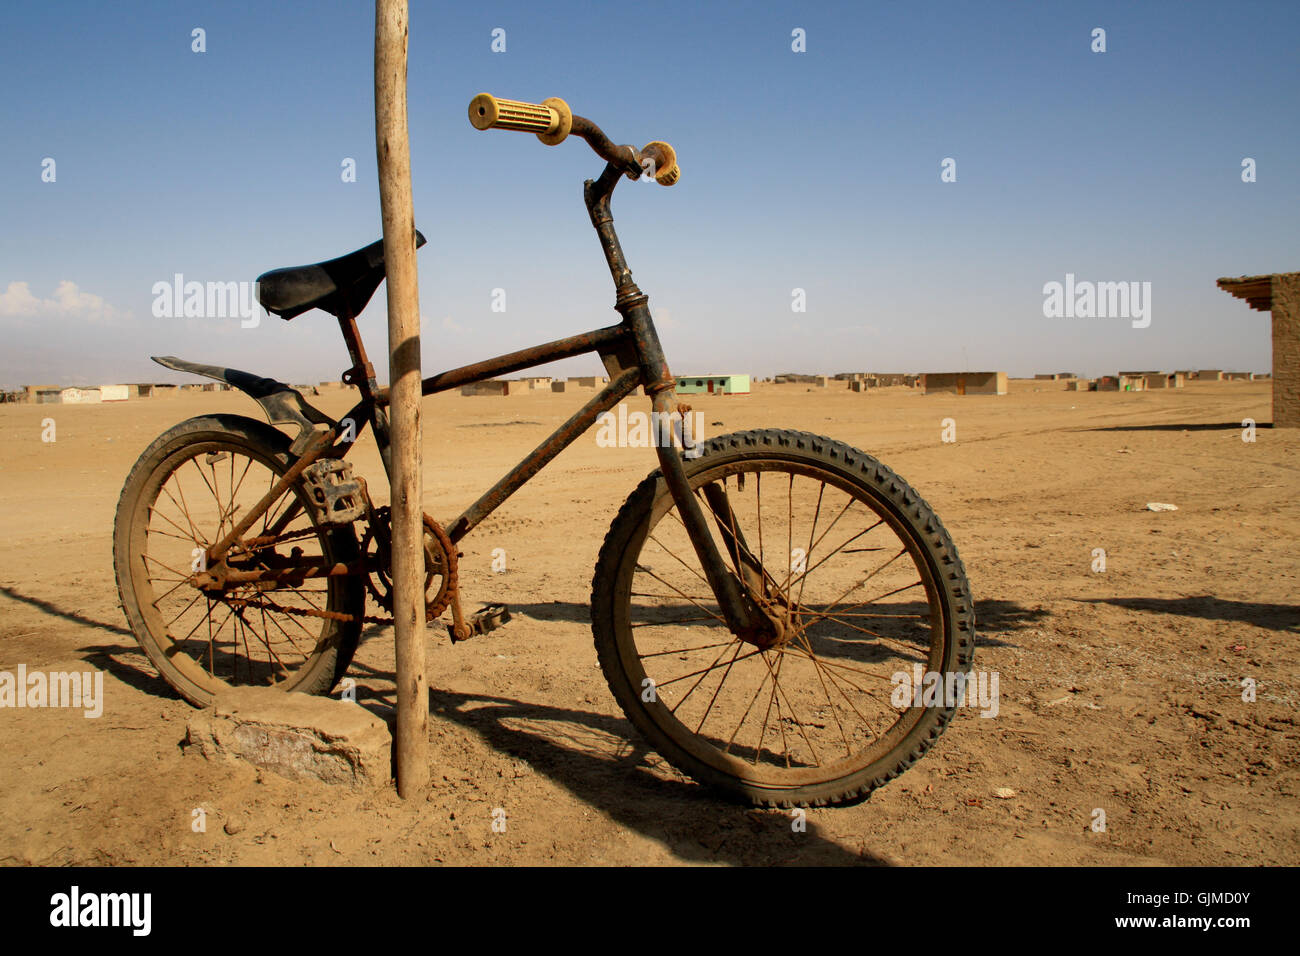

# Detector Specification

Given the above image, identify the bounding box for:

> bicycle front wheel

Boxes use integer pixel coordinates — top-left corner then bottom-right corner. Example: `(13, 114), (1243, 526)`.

(591, 429), (975, 806)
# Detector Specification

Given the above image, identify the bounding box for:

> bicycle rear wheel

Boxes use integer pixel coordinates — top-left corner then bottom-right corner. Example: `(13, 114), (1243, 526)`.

(591, 429), (975, 806)
(113, 414), (364, 706)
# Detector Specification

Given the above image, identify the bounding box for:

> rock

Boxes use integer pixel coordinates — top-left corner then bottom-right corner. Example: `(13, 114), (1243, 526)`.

(1146, 502), (1178, 512)
(993, 787), (1017, 799)
(186, 686), (391, 789)
(223, 819), (245, 835)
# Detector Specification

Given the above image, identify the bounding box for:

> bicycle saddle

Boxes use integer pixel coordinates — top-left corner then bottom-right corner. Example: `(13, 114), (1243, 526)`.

(256, 230), (426, 320)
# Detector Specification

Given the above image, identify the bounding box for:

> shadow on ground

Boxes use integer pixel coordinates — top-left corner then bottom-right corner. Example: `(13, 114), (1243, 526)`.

(1077, 596), (1299, 633)
(1084, 422), (1272, 432)
(349, 660), (887, 866)
(498, 598), (1035, 649)
(0, 585), (131, 636)
(0, 585), (186, 698)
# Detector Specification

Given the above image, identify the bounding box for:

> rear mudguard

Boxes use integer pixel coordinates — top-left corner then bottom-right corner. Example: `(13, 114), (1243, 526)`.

(151, 355), (366, 457)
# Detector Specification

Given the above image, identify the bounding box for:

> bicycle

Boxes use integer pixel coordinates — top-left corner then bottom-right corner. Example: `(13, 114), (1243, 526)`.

(113, 93), (976, 806)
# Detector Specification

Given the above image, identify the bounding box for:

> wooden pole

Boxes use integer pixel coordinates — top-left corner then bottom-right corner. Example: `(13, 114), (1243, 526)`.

(374, 0), (427, 798)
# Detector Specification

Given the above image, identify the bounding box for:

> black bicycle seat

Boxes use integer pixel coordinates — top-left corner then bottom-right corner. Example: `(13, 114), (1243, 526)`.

(256, 230), (426, 320)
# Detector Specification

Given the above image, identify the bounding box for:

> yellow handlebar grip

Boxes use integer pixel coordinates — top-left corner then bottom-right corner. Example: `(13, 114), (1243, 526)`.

(468, 93), (572, 146)
(641, 141), (680, 186)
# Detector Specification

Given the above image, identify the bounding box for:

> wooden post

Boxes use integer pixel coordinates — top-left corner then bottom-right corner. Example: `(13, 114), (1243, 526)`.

(374, 0), (427, 798)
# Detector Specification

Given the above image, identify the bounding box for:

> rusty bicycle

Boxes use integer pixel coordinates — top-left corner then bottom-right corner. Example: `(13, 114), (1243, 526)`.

(113, 94), (975, 806)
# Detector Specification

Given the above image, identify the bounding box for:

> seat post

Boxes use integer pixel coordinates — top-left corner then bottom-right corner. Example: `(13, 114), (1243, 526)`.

(336, 306), (395, 477)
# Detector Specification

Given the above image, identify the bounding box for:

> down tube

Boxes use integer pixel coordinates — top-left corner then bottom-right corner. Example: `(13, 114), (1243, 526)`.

(444, 368), (641, 542)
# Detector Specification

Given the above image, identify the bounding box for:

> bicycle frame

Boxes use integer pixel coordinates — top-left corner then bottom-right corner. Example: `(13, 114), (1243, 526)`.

(202, 161), (777, 643)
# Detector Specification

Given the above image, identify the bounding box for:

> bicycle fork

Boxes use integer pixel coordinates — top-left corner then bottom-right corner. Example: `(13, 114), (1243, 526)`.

(648, 395), (786, 649)
(619, 295), (784, 649)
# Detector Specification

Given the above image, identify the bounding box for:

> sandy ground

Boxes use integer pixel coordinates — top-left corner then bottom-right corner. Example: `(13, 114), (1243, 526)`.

(0, 378), (1296, 866)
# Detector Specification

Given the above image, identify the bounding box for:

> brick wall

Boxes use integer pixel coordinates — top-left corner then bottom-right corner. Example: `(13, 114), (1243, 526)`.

(1273, 274), (1300, 427)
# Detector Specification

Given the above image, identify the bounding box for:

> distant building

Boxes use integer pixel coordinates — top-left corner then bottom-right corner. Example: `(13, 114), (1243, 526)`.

(461, 379), (521, 397)
(36, 387), (102, 404)
(922, 372), (1007, 395)
(676, 374), (750, 395)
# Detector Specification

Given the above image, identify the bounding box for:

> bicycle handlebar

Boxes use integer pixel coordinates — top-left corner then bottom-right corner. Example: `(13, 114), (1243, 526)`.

(467, 92), (679, 186)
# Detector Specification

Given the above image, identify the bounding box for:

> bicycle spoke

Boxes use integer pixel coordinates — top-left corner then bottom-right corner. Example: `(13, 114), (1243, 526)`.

(667, 637), (744, 716)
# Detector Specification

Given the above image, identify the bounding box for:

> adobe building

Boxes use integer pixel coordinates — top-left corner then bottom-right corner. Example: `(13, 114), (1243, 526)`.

(1198, 370), (1223, 381)
(1216, 271), (1300, 427)
(23, 384), (57, 403)
(1118, 374), (1146, 391)
(922, 372), (1007, 395)
(1092, 376), (1120, 392)
(461, 379), (521, 397)
(1223, 371), (1251, 381)
(1143, 373), (1184, 389)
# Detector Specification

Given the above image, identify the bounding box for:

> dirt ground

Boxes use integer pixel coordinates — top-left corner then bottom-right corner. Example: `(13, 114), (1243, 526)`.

(1, 378), (1296, 866)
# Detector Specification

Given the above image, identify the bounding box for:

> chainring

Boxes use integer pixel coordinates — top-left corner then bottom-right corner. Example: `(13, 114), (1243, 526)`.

(359, 506), (457, 621)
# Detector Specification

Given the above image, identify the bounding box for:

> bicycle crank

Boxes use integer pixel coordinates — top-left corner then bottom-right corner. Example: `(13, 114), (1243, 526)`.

(359, 506), (458, 621)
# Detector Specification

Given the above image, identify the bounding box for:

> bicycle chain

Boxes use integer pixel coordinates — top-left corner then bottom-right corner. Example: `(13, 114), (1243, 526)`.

(223, 512), (459, 626)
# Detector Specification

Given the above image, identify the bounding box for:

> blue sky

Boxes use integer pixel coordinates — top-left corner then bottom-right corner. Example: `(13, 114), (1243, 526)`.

(1, 0), (1296, 387)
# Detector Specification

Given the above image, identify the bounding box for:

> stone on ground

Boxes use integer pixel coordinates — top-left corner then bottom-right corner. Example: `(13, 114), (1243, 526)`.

(185, 686), (391, 789)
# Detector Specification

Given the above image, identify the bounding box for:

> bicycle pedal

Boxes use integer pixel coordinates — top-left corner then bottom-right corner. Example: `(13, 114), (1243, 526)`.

(447, 603), (511, 642)
(302, 458), (368, 525)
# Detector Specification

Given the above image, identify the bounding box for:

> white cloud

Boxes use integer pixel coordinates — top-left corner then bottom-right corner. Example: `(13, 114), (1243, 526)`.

(441, 314), (465, 333)
(0, 280), (128, 323)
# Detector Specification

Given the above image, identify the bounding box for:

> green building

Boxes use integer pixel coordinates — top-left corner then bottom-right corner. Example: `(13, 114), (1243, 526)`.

(675, 374), (751, 395)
